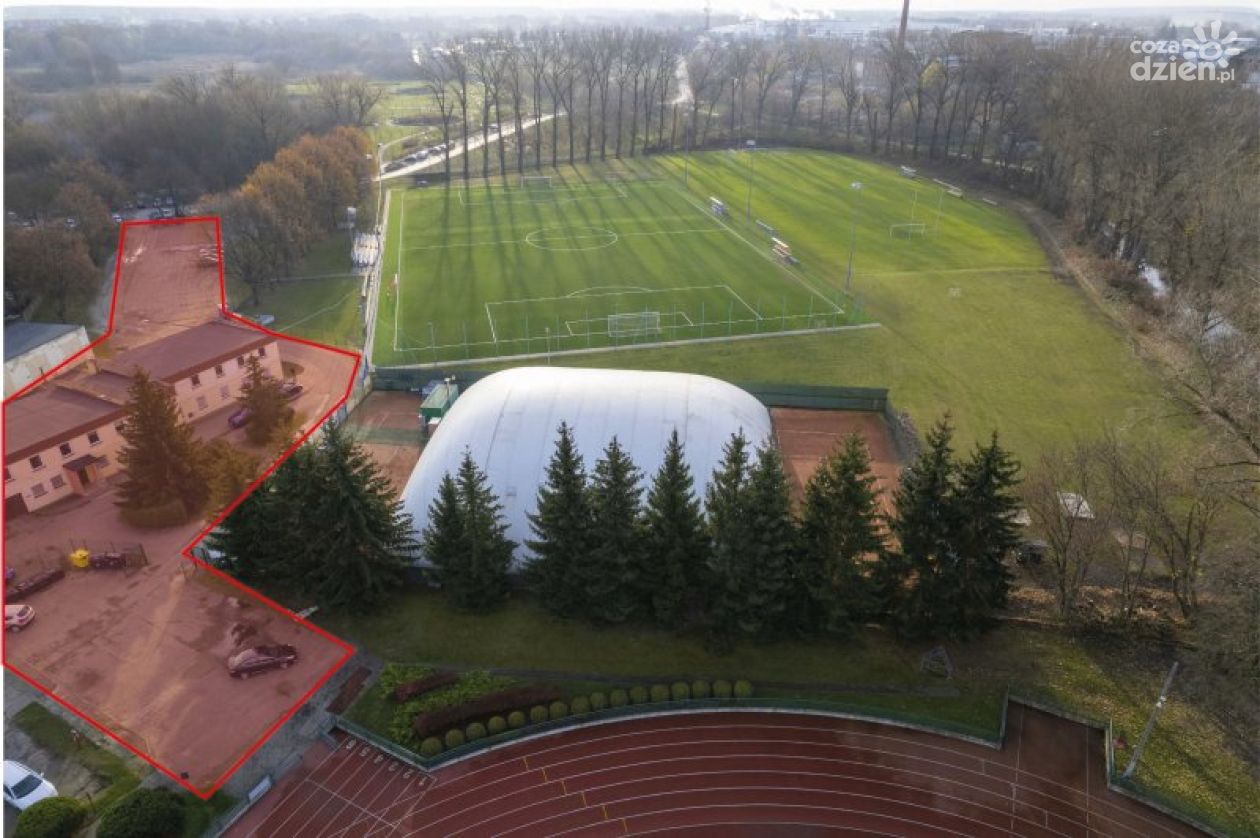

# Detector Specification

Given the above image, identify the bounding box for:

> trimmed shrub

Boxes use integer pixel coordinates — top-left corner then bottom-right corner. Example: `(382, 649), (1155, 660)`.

(119, 498), (188, 529)
(14, 796), (87, 838)
(670, 682), (690, 701)
(649, 684), (670, 703)
(629, 685), (649, 704)
(691, 680), (711, 699)
(589, 692), (608, 711)
(413, 685), (563, 738)
(420, 737), (444, 757)
(713, 679), (733, 699)
(392, 670), (459, 702)
(444, 729), (466, 748)
(488, 716), (507, 735)
(508, 710), (528, 729)
(548, 701), (568, 720)
(571, 696), (591, 715)
(733, 679), (754, 698)
(529, 705), (549, 724)
(609, 689), (629, 708)
(466, 722), (487, 741)
(97, 789), (184, 838)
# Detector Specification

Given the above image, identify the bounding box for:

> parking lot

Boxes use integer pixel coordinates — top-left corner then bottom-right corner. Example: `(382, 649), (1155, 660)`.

(3, 220), (360, 795)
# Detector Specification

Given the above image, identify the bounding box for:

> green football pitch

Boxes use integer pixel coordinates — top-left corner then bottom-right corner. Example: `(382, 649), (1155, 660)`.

(372, 151), (1045, 366)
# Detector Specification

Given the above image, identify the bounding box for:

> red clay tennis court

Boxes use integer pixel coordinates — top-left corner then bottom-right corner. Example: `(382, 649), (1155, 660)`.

(227, 703), (1201, 837)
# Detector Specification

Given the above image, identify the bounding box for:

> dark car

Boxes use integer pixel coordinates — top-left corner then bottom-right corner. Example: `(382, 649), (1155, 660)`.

(227, 644), (298, 679)
(6, 569), (65, 601)
(1016, 540), (1048, 565)
(279, 381), (304, 400)
(228, 407), (251, 429)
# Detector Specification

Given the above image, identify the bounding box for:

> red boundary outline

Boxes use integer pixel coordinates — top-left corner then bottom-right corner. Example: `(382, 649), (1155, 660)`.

(3, 217), (360, 799)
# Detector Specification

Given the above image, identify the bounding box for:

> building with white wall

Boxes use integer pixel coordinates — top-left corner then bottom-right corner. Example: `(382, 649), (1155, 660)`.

(4, 322), (92, 397)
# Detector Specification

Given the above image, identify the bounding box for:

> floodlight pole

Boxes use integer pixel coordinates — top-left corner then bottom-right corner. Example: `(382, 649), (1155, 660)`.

(1124, 661), (1180, 779)
(845, 181), (863, 294)
(683, 124), (693, 187)
(745, 139), (756, 221)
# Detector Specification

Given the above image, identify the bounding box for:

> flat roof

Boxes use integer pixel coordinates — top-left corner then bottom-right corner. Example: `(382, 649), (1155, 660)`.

(101, 320), (272, 383)
(4, 322), (82, 361)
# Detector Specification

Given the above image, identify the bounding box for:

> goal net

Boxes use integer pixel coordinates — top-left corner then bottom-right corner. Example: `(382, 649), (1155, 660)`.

(520, 175), (553, 191)
(890, 223), (927, 238)
(607, 311), (662, 337)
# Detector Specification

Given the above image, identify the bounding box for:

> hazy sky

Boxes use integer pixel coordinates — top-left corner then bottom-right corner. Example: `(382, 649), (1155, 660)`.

(3, 0), (1252, 14)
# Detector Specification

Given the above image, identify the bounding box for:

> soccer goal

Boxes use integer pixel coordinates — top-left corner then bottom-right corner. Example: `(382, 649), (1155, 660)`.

(520, 175), (553, 191)
(890, 223), (927, 238)
(607, 311), (662, 337)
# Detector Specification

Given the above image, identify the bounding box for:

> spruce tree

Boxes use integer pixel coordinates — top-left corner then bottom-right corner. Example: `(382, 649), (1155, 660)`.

(942, 433), (1021, 636)
(452, 451), (515, 611)
(525, 423), (593, 617)
(582, 437), (644, 624)
(880, 416), (958, 638)
(204, 439), (259, 520)
(741, 442), (798, 637)
(705, 431), (753, 649)
(301, 422), (417, 612)
(116, 369), (209, 514)
(798, 434), (884, 636)
(642, 429), (710, 626)
(237, 355), (291, 445)
(422, 472), (465, 596)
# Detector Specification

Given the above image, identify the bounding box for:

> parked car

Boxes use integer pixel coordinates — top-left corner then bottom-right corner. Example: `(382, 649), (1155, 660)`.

(161, 208), (175, 218)
(3, 761), (56, 811)
(148, 210), (162, 220)
(1016, 540), (1048, 565)
(228, 407), (251, 429)
(228, 644), (298, 678)
(5, 604), (34, 632)
(279, 381), (304, 400)
(6, 569), (65, 601)
(111, 212), (123, 224)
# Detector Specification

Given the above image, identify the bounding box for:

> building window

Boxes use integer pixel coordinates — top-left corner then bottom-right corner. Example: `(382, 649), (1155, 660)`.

(97, 456), (110, 468)
(50, 475), (66, 490)
(4, 468), (12, 483)
(29, 455), (44, 471)
(59, 442), (73, 457)
(88, 432), (101, 446)
(31, 482), (46, 498)
(258, 345), (267, 358)
(116, 423), (126, 435)
(220, 386), (231, 402)
(236, 355), (246, 368)
(191, 373), (202, 388)
(196, 395), (208, 411)
(215, 364), (225, 378)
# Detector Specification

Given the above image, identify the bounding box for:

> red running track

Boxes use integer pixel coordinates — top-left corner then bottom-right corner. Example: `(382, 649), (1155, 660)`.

(228, 705), (1202, 837)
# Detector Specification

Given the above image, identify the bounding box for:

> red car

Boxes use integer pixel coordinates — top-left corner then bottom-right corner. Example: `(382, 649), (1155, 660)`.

(227, 644), (298, 679)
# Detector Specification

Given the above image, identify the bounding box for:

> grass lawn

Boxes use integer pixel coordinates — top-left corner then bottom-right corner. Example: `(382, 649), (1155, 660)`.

(321, 591), (1257, 834)
(11, 703), (141, 812)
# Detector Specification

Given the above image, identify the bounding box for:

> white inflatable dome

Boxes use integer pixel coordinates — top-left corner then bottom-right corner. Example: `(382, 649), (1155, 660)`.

(401, 367), (773, 566)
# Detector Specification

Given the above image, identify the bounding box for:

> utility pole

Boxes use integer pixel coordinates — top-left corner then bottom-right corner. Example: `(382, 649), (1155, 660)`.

(1124, 661), (1181, 780)
(898, 0), (911, 49)
(745, 139), (756, 221)
(845, 181), (863, 293)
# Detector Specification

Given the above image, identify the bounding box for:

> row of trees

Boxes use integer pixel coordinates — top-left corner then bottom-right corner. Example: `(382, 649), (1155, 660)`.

(424, 418), (1022, 646)
(205, 125), (373, 305)
(210, 422), (417, 612)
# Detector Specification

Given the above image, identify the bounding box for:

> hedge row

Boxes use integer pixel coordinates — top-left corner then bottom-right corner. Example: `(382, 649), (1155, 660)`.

(415, 680), (755, 758)
(412, 685), (563, 738)
(392, 670), (459, 703)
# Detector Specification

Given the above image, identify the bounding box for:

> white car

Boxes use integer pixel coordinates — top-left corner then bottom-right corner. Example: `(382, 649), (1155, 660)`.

(3, 760), (56, 811)
(5, 604), (34, 632)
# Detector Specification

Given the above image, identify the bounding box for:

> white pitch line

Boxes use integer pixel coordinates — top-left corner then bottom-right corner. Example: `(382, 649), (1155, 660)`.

(485, 302), (499, 344)
(393, 192), (405, 353)
(722, 284), (761, 320)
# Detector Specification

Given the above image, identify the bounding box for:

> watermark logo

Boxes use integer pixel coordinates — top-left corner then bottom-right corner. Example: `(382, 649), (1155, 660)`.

(1130, 20), (1242, 82)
